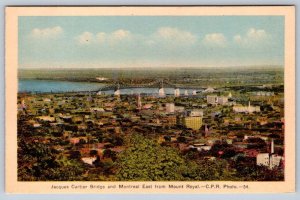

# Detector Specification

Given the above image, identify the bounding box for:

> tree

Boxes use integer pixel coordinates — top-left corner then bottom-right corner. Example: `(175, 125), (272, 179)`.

(177, 136), (187, 143)
(164, 135), (171, 142)
(103, 149), (117, 161)
(90, 150), (98, 156)
(18, 138), (86, 181)
(69, 150), (81, 160)
(116, 134), (189, 181)
(183, 158), (238, 181)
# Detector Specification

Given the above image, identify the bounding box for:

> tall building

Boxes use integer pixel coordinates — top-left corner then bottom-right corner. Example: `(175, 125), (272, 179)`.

(184, 116), (202, 130)
(166, 103), (175, 113)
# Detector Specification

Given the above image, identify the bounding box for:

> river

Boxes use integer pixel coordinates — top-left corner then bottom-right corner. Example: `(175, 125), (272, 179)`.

(18, 79), (201, 95)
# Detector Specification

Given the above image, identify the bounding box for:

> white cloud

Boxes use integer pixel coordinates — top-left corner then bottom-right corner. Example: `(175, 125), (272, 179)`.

(203, 33), (227, 47)
(233, 35), (242, 43)
(234, 28), (270, 47)
(96, 32), (106, 43)
(151, 27), (197, 46)
(75, 27), (197, 48)
(247, 28), (267, 39)
(76, 32), (94, 45)
(111, 29), (131, 41)
(30, 26), (63, 39)
(76, 29), (132, 46)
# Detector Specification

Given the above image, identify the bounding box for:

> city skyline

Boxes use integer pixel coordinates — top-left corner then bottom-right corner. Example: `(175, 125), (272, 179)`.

(19, 16), (284, 69)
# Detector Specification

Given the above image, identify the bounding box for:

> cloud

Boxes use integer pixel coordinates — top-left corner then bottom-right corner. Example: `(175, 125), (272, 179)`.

(247, 28), (267, 39)
(30, 26), (63, 39)
(233, 28), (270, 47)
(76, 29), (132, 45)
(203, 33), (227, 47)
(75, 27), (197, 48)
(111, 29), (131, 41)
(76, 32), (94, 45)
(151, 27), (197, 46)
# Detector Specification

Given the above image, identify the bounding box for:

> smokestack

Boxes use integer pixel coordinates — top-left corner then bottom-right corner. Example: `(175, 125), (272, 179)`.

(271, 138), (274, 154)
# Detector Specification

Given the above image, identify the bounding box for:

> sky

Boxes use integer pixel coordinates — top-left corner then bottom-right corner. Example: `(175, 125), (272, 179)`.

(18, 16), (284, 69)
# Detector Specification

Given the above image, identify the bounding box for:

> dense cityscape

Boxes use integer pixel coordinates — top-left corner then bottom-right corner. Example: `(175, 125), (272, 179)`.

(17, 67), (285, 181)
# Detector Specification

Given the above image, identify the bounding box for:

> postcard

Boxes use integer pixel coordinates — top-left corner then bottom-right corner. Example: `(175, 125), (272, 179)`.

(5, 6), (295, 194)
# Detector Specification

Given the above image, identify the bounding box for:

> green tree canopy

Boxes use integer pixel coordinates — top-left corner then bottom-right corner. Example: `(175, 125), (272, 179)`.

(116, 134), (188, 181)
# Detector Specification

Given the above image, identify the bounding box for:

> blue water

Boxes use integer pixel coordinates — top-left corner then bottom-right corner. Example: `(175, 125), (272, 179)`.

(18, 80), (105, 93)
(18, 79), (201, 95)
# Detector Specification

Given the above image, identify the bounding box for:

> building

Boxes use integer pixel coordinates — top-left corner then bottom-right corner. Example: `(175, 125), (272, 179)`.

(190, 144), (212, 151)
(81, 157), (97, 165)
(158, 87), (165, 97)
(256, 153), (270, 167)
(188, 109), (203, 117)
(174, 88), (180, 97)
(256, 153), (283, 169)
(175, 106), (185, 113)
(256, 139), (283, 169)
(184, 90), (189, 96)
(207, 95), (218, 105)
(233, 101), (260, 113)
(217, 96), (228, 105)
(161, 115), (177, 126)
(114, 89), (120, 97)
(36, 116), (56, 122)
(207, 95), (228, 105)
(203, 87), (215, 93)
(270, 154), (283, 169)
(166, 103), (175, 113)
(183, 116), (202, 130)
(114, 83), (120, 97)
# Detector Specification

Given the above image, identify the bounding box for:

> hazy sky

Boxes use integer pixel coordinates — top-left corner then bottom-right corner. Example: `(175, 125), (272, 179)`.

(19, 16), (284, 69)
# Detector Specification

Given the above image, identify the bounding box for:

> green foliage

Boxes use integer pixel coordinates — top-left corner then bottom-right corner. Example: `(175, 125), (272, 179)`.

(116, 134), (188, 181)
(18, 138), (86, 181)
(234, 158), (284, 181)
(190, 159), (238, 181)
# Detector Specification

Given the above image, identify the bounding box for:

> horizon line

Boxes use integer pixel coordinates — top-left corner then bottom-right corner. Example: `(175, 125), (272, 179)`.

(18, 64), (284, 70)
